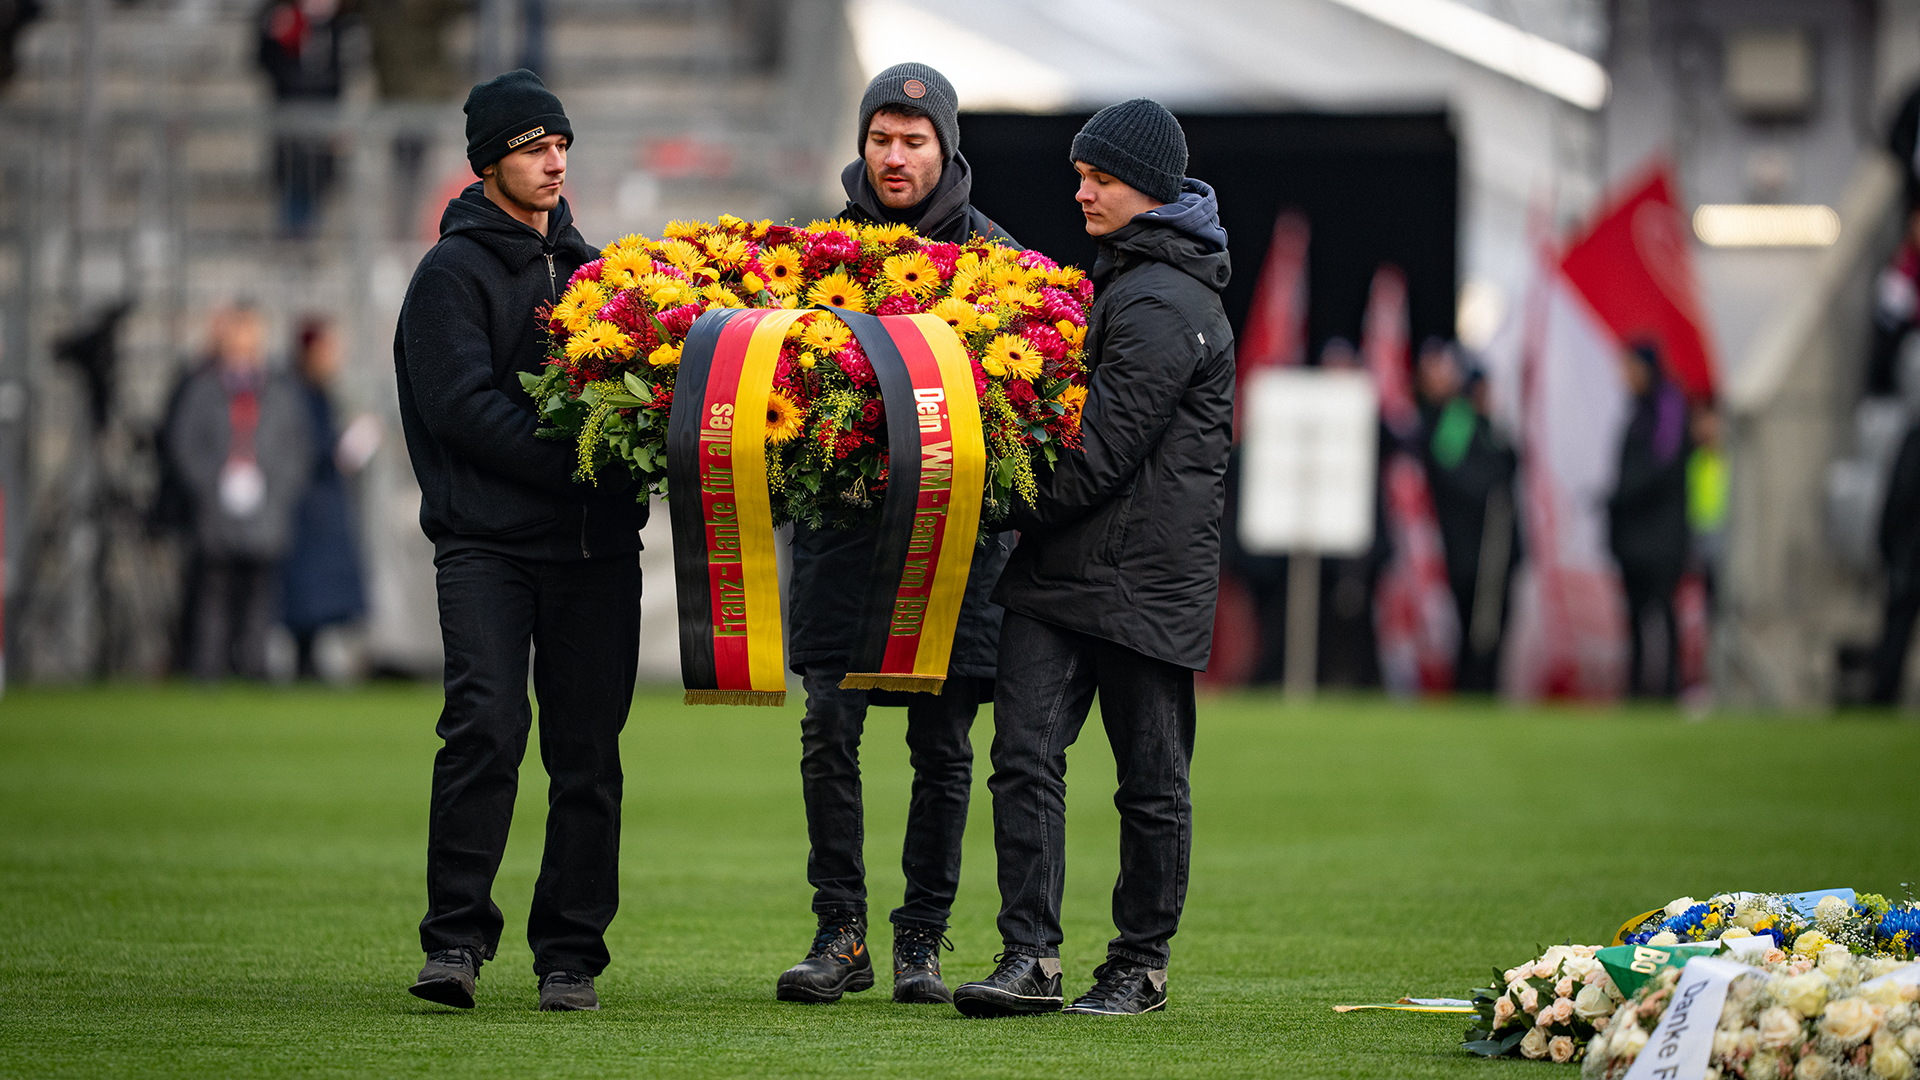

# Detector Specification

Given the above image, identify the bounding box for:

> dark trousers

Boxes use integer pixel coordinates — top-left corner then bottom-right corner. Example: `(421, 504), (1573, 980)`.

(988, 611), (1196, 969)
(420, 548), (640, 976)
(193, 555), (277, 680)
(1871, 566), (1920, 704)
(1622, 569), (1680, 699)
(799, 663), (979, 930)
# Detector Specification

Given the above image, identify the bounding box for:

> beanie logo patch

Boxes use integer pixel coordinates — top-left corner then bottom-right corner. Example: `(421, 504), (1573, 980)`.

(902, 78), (927, 99)
(506, 126), (546, 150)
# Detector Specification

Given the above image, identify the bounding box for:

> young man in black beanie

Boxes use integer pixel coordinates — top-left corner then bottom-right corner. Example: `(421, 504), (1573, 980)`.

(774, 61), (1017, 1008)
(952, 98), (1234, 1019)
(396, 68), (646, 1013)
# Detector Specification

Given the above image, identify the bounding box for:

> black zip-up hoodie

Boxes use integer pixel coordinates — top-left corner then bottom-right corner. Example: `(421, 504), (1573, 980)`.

(395, 183), (646, 561)
(994, 179), (1235, 670)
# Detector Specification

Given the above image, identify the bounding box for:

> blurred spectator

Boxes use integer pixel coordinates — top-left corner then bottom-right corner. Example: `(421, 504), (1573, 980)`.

(280, 318), (377, 678)
(1687, 405), (1728, 594)
(167, 305), (313, 680)
(1608, 342), (1692, 698)
(1417, 340), (1518, 693)
(0, 0), (38, 89)
(256, 0), (346, 237)
(1318, 336), (1386, 688)
(363, 0), (466, 101)
(1870, 358), (1920, 704)
(1867, 209), (1920, 398)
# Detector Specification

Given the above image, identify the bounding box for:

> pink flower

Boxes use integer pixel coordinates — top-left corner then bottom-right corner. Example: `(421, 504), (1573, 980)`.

(1551, 997), (1575, 1024)
(1493, 998), (1516, 1026)
(1075, 278), (1095, 304)
(1016, 249), (1057, 270)
(836, 347), (876, 389)
(804, 230), (860, 273)
(1022, 321), (1068, 361)
(1039, 287), (1086, 328)
(1519, 986), (1539, 1013)
(570, 259), (605, 284)
(1548, 1036), (1576, 1063)
(875, 293), (925, 316)
(970, 357), (988, 397)
(1555, 976), (1576, 998)
(658, 304), (702, 339)
(921, 242), (960, 277)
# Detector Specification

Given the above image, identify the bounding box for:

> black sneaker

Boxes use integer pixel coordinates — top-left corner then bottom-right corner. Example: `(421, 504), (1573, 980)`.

(952, 952), (1063, 1018)
(409, 945), (483, 1009)
(538, 970), (600, 1011)
(892, 924), (954, 1004)
(775, 911), (874, 1003)
(1062, 958), (1167, 1015)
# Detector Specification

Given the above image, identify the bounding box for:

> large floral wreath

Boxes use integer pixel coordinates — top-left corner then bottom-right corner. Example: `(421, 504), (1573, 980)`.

(520, 214), (1092, 530)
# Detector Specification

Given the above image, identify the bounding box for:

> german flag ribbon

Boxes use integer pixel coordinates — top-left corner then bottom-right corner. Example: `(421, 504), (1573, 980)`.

(831, 310), (986, 696)
(666, 306), (807, 706)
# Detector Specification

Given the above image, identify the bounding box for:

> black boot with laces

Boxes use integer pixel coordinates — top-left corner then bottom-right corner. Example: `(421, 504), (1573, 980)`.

(891, 924), (954, 1004)
(1063, 957), (1167, 1015)
(775, 910), (874, 1003)
(409, 944), (485, 1009)
(952, 952), (1063, 1017)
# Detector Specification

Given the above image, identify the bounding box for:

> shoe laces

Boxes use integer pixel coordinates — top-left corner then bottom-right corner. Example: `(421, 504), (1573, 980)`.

(1085, 959), (1145, 998)
(542, 970), (591, 988)
(894, 925), (953, 968)
(428, 945), (482, 971)
(807, 912), (864, 958)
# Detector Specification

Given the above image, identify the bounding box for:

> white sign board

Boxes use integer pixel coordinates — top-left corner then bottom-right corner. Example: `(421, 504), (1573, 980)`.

(1239, 368), (1378, 556)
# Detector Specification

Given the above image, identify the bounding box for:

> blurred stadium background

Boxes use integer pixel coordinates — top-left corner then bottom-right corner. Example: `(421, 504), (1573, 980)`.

(0, 0), (1916, 710)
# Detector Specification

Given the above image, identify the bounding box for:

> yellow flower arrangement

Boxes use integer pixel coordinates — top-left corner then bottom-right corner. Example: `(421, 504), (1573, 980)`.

(982, 333), (1042, 380)
(758, 246), (804, 296)
(807, 271), (868, 313)
(765, 391), (804, 444)
(883, 251), (941, 297)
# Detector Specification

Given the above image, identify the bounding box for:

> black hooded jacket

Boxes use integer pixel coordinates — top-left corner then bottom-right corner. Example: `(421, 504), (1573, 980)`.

(994, 180), (1235, 670)
(395, 183), (646, 561)
(782, 156), (1018, 682)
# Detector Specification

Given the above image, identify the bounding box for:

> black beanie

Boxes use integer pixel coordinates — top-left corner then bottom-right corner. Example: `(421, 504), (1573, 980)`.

(857, 62), (960, 162)
(1070, 98), (1187, 205)
(464, 69), (573, 177)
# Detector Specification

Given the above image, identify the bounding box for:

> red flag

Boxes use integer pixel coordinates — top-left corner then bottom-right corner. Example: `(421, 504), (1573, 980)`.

(1234, 212), (1310, 438)
(1558, 164), (1718, 400)
(1361, 265), (1419, 438)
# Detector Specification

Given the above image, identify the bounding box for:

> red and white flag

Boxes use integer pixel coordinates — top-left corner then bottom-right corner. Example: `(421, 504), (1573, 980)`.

(1491, 163), (1718, 699)
(1365, 264), (1458, 694)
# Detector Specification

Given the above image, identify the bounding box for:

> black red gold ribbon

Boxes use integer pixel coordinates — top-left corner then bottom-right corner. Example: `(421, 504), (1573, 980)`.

(667, 307), (985, 704)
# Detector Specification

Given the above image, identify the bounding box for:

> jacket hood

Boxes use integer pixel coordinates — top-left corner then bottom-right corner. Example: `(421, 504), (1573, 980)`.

(438, 182), (580, 269)
(1093, 178), (1232, 293)
(840, 152), (979, 243)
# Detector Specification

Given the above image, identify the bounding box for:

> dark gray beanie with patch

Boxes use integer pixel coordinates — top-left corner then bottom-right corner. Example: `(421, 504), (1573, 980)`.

(1070, 98), (1187, 205)
(857, 62), (960, 162)
(464, 69), (573, 177)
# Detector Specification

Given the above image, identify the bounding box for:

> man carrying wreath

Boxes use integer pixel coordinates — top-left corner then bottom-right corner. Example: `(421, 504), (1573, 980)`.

(953, 99), (1234, 1018)
(395, 70), (646, 1013)
(774, 62), (1019, 1007)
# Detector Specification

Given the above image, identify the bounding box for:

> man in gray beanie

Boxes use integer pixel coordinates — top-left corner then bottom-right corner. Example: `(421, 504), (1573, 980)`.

(953, 98), (1234, 1019)
(396, 68), (644, 1014)
(773, 61), (1017, 1009)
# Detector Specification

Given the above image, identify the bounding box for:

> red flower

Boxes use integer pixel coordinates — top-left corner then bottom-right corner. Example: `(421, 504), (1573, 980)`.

(837, 346), (877, 389)
(875, 293), (925, 316)
(1075, 278), (1095, 304)
(921, 242), (960, 277)
(970, 357), (989, 397)
(762, 224), (802, 246)
(1022, 321), (1068, 361)
(858, 398), (886, 431)
(570, 259), (605, 285)
(659, 304), (702, 338)
(804, 229), (860, 274)
(1005, 377), (1042, 418)
(1017, 250), (1057, 271)
(1039, 287), (1085, 328)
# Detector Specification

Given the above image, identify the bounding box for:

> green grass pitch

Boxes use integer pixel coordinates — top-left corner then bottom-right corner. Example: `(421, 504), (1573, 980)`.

(0, 683), (1915, 1078)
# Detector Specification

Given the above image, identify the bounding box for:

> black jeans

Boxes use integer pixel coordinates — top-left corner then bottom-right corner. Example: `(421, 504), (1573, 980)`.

(420, 548), (640, 976)
(988, 611), (1196, 969)
(1622, 568), (1680, 698)
(193, 555), (277, 680)
(798, 663), (980, 930)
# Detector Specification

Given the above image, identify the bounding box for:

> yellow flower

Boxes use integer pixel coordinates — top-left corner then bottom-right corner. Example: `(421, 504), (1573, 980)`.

(953, 251), (983, 275)
(803, 219), (850, 234)
(801, 317), (852, 354)
(1043, 264), (1085, 288)
(600, 248), (654, 290)
(600, 234), (647, 259)
(928, 297), (980, 334)
(797, 351), (819, 369)
(1059, 382), (1089, 414)
(759, 246), (804, 296)
(1056, 320), (1086, 351)
(807, 271), (868, 313)
(647, 341), (682, 367)
(764, 391), (804, 444)
(993, 286), (1041, 310)
(979, 313), (1000, 331)
(947, 270), (982, 301)
(662, 220), (704, 239)
(561, 279), (608, 313)
(982, 333), (1042, 380)
(781, 294), (800, 308)
(704, 235), (750, 267)
(704, 285), (745, 309)
(564, 320), (632, 364)
(549, 296), (594, 334)
(984, 263), (1029, 292)
(751, 219), (773, 238)
(883, 251), (941, 297)
(742, 272), (766, 294)
(861, 222), (914, 246)
(657, 238), (707, 271)
(717, 213), (746, 231)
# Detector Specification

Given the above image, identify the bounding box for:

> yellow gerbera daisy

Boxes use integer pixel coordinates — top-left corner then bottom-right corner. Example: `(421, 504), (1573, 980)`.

(1043, 265), (1085, 288)
(764, 391), (804, 445)
(717, 213), (747, 231)
(662, 220), (704, 239)
(800, 317), (852, 354)
(704, 285), (745, 310)
(602, 248), (654, 284)
(993, 287), (1041, 311)
(984, 263), (1029, 292)
(1056, 319), (1087, 351)
(928, 297), (980, 334)
(648, 341), (682, 367)
(704, 235), (750, 267)
(1059, 382), (1089, 414)
(861, 222), (915, 246)
(759, 246), (804, 296)
(657, 238), (707, 270)
(565, 320), (632, 364)
(561, 279), (608, 313)
(946, 270), (982, 301)
(807, 271), (868, 313)
(803, 219), (850, 234)
(982, 333), (1042, 380)
(549, 296), (593, 335)
(883, 251), (941, 297)
(600, 234), (647, 259)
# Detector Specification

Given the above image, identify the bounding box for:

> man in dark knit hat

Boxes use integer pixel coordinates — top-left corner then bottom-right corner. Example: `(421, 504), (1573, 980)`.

(395, 68), (645, 1014)
(953, 98), (1234, 1019)
(773, 61), (1017, 1008)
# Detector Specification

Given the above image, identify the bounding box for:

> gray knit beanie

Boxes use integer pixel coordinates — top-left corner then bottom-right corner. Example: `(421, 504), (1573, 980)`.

(1070, 98), (1187, 205)
(857, 62), (960, 162)
(465, 69), (573, 177)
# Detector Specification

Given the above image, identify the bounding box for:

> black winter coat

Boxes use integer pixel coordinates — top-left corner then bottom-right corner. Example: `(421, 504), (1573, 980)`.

(995, 180), (1235, 671)
(786, 155), (1017, 681)
(395, 184), (647, 561)
(1881, 424), (1920, 573)
(1607, 381), (1690, 586)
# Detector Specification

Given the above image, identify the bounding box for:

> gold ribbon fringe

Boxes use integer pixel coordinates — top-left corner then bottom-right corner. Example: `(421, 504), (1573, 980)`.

(683, 690), (788, 707)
